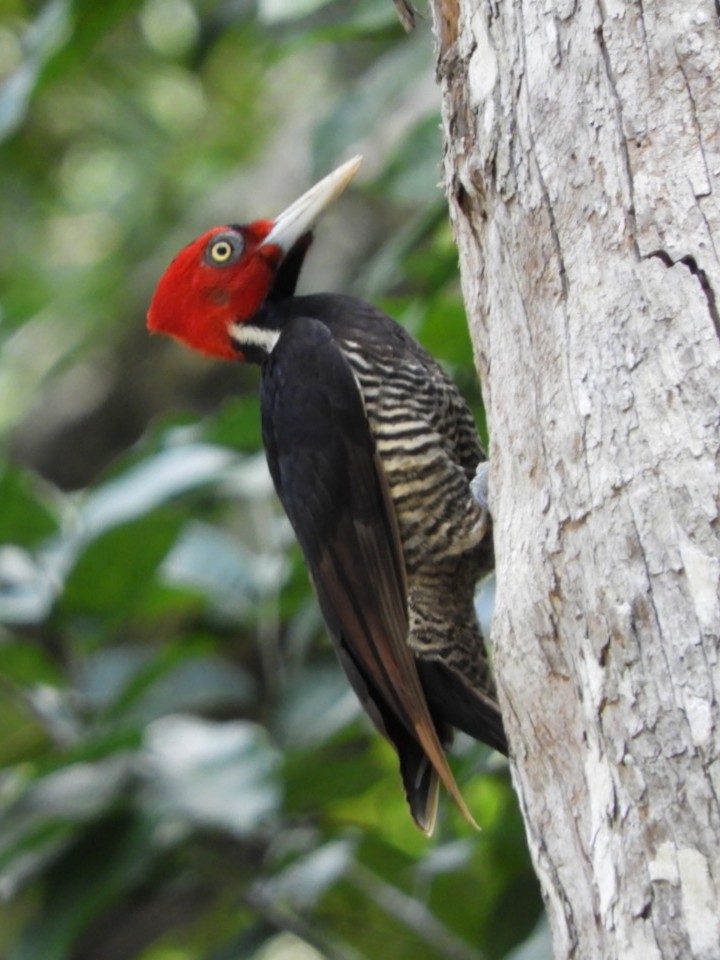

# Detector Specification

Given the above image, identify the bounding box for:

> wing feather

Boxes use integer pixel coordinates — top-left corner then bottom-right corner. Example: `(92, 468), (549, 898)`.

(261, 315), (475, 831)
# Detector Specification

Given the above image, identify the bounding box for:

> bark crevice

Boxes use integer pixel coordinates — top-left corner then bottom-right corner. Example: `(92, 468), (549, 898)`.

(644, 249), (720, 338)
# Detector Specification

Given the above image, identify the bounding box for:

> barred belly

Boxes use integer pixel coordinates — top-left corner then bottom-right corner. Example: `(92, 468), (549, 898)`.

(342, 342), (489, 574)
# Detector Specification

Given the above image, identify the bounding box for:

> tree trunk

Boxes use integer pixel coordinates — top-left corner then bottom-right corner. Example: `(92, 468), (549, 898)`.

(429, 1), (720, 957)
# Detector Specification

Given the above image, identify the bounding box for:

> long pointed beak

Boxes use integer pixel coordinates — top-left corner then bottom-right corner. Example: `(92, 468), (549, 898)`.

(262, 155), (362, 254)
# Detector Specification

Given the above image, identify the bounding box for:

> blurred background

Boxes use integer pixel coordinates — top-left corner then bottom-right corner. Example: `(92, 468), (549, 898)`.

(0, 1), (547, 957)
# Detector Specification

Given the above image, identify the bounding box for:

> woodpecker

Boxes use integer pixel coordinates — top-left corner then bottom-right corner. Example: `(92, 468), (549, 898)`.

(147, 157), (507, 833)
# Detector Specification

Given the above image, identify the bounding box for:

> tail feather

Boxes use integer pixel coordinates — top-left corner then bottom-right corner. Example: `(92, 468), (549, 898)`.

(417, 658), (508, 757)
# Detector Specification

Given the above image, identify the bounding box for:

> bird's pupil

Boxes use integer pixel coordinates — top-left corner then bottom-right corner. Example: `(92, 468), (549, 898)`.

(214, 242), (231, 260)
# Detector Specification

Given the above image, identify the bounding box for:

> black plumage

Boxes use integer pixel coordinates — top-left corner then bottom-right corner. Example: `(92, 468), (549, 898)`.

(245, 294), (506, 832)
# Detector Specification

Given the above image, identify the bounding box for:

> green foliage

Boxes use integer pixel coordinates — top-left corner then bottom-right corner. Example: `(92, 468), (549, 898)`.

(0, 1), (545, 957)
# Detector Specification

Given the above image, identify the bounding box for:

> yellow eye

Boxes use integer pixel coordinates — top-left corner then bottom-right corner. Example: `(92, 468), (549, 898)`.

(210, 239), (234, 263)
(205, 232), (243, 266)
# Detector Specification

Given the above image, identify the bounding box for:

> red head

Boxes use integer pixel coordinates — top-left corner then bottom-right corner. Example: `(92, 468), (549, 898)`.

(147, 157), (362, 361)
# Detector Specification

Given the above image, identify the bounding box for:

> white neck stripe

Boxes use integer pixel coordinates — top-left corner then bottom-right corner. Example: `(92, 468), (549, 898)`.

(229, 323), (280, 355)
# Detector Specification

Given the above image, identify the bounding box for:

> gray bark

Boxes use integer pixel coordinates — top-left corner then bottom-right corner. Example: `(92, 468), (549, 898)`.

(429, 1), (720, 957)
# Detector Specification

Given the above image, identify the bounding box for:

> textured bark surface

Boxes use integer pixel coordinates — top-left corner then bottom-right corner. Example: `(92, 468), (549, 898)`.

(429, 1), (720, 957)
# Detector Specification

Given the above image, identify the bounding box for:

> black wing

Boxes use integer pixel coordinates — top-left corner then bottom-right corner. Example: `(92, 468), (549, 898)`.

(260, 315), (475, 832)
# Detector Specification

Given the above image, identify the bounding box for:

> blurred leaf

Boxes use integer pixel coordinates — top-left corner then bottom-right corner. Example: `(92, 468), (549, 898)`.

(0, 753), (136, 901)
(0, 638), (61, 688)
(416, 840), (474, 879)
(140, 715), (281, 835)
(78, 444), (240, 542)
(0, 0), (71, 141)
(283, 735), (390, 821)
(63, 0), (146, 58)
(250, 932), (331, 960)
(206, 396), (263, 453)
(21, 683), (82, 745)
(12, 814), (156, 960)
(74, 644), (155, 713)
(3, 753), (134, 823)
(415, 293), (474, 368)
(357, 204), (443, 300)
(60, 508), (181, 620)
(0, 466), (57, 545)
(261, 0), (402, 36)
(377, 116), (444, 205)
(346, 863), (483, 960)
(160, 520), (287, 620)
(257, 839), (354, 910)
(123, 656), (255, 725)
(0, 545), (56, 625)
(258, 0), (336, 23)
(275, 664), (359, 748)
(313, 28), (434, 172)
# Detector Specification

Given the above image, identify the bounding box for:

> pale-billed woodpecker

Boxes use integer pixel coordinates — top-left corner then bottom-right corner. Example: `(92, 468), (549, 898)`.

(147, 157), (507, 833)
